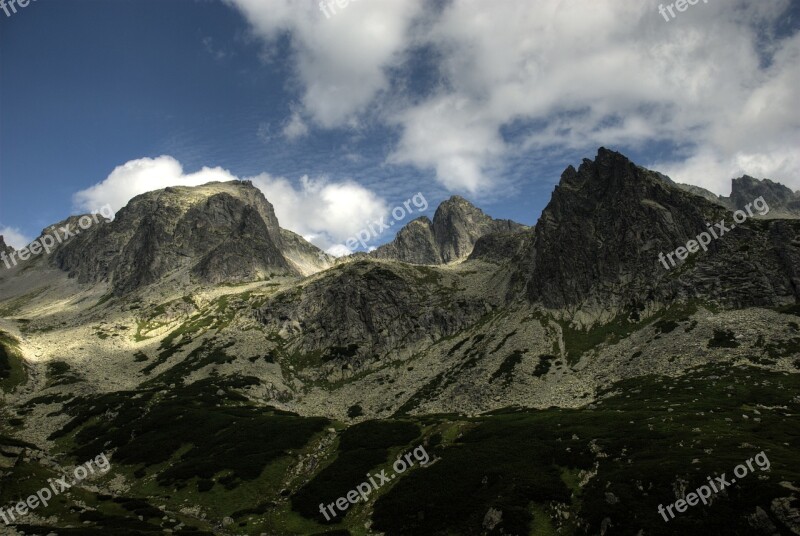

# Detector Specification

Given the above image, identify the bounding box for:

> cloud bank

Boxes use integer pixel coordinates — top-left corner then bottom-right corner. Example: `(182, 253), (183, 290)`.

(227, 0), (800, 194)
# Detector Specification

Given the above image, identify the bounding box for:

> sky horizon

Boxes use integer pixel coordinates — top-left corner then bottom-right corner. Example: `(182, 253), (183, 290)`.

(1, 0), (798, 253)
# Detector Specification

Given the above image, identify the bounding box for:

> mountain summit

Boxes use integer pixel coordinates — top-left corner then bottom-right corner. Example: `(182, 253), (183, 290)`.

(51, 181), (331, 295)
(371, 195), (526, 264)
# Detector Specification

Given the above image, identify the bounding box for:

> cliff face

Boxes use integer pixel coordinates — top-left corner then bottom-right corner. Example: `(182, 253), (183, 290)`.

(370, 217), (442, 264)
(372, 196), (527, 264)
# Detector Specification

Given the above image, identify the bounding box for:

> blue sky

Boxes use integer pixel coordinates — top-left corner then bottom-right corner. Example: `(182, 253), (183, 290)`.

(1, 0), (798, 254)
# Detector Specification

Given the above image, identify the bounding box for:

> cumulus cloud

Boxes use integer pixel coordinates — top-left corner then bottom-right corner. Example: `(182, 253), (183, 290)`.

(250, 173), (389, 254)
(225, 0), (425, 128)
(73, 156), (239, 213)
(282, 110), (310, 140)
(226, 0), (800, 195)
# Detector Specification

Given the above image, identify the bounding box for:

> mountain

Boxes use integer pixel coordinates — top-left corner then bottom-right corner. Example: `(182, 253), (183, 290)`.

(519, 148), (800, 323)
(1, 151), (799, 536)
(677, 175), (800, 218)
(46, 181), (333, 296)
(371, 195), (527, 264)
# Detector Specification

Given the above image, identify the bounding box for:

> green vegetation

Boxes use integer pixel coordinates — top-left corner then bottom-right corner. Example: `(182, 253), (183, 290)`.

(653, 319), (678, 334)
(764, 336), (800, 359)
(323, 344), (360, 363)
(53, 376), (328, 491)
(557, 314), (641, 365)
(776, 303), (800, 316)
(5, 360), (799, 535)
(0, 286), (50, 316)
(93, 292), (115, 308)
(292, 420), (420, 523)
(490, 330), (517, 354)
(46, 360), (82, 387)
(0, 332), (15, 380)
(412, 266), (441, 285)
(533, 354), (557, 377)
(347, 404), (363, 419)
(0, 330), (27, 392)
(708, 329), (739, 348)
(371, 364), (800, 535)
(491, 349), (525, 384)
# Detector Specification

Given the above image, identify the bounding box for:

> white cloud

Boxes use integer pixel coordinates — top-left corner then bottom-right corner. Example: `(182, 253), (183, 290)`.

(226, 0), (800, 194)
(73, 156), (239, 213)
(0, 226), (32, 250)
(225, 0), (425, 127)
(250, 173), (389, 254)
(656, 146), (800, 195)
(392, 0), (800, 192)
(282, 111), (309, 140)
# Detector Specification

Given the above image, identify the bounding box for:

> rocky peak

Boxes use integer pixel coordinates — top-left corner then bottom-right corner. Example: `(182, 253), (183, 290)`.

(522, 148), (727, 314)
(372, 196), (526, 264)
(516, 148), (800, 323)
(676, 175), (800, 218)
(51, 181), (329, 295)
(729, 175), (800, 218)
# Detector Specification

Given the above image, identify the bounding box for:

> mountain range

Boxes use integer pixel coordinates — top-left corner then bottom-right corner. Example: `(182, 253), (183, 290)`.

(0, 148), (798, 536)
